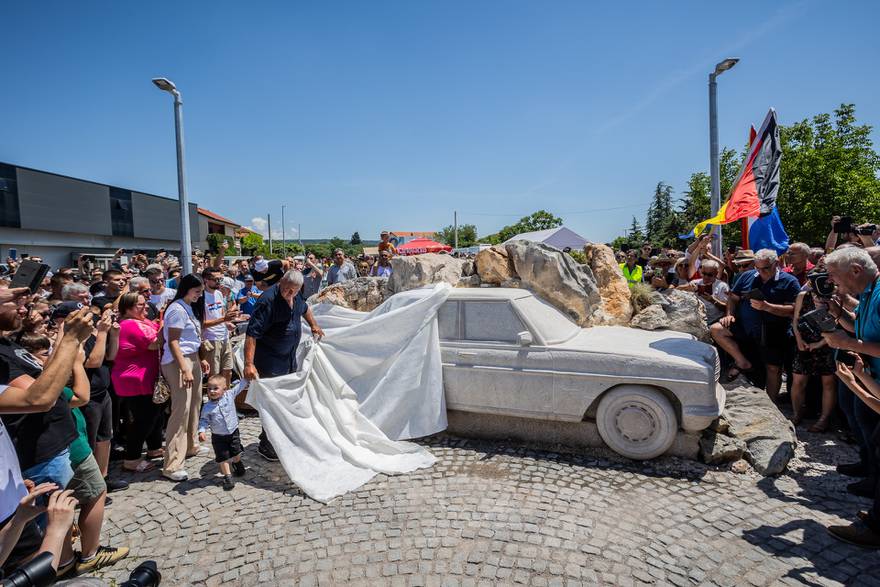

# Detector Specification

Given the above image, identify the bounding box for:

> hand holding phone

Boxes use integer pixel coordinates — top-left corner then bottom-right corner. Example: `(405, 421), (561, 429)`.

(10, 260), (50, 294)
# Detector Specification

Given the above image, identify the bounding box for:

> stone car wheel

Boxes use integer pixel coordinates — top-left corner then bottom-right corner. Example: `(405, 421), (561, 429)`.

(596, 385), (678, 460)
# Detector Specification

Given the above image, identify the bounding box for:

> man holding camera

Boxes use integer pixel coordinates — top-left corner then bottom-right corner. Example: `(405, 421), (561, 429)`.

(709, 249), (800, 399)
(822, 247), (880, 547)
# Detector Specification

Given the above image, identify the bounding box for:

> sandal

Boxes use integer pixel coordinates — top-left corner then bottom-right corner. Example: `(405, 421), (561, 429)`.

(123, 460), (156, 473)
(145, 450), (164, 460)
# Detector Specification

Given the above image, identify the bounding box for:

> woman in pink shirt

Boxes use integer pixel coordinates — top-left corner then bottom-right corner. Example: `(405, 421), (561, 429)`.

(111, 293), (162, 473)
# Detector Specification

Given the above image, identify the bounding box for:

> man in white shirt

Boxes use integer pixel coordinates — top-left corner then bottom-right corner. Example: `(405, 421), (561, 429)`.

(687, 260), (729, 325)
(145, 267), (176, 312)
(201, 268), (239, 386)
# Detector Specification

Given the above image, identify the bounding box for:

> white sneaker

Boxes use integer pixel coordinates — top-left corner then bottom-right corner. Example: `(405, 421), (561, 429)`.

(163, 470), (189, 482)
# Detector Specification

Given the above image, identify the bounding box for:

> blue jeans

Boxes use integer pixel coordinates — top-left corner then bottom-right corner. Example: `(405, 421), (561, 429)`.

(20, 449), (74, 529)
(838, 380), (876, 467)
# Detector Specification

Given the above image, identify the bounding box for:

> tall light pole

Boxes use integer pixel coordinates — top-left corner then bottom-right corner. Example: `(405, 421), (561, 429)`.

(281, 204), (286, 256)
(152, 77), (193, 275)
(708, 58), (738, 257)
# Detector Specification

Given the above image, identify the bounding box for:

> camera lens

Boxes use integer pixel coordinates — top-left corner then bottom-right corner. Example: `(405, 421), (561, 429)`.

(119, 561), (162, 587)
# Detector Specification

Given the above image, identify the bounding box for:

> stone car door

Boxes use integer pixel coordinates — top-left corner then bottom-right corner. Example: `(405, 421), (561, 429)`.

(438, 300), (555, 419)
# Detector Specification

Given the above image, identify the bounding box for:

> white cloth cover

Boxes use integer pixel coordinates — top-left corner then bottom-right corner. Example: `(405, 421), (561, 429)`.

(247, 284), (451, 502)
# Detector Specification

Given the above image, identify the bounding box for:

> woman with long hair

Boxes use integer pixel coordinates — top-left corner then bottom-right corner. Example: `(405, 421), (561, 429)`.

(111, 293), (163, 473)
(160, 274), (210, 481)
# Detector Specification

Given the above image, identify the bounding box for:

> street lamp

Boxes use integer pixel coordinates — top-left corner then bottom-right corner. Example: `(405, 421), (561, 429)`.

(708, 58), (738, 257)
(152, 77), (193, 275)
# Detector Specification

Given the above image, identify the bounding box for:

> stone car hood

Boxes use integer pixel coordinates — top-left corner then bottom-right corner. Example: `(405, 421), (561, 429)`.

(549, 326), (717, 381)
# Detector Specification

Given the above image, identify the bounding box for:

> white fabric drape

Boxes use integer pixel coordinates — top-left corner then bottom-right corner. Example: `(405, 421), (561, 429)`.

(247, 284), (451, 502)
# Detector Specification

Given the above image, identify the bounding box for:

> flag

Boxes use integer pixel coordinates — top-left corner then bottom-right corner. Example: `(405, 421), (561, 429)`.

(749, 207), (789, 255)
(690, 109), (782, 237)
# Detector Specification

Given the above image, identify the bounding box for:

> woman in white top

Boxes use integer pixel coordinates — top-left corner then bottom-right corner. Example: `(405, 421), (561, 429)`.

(160, 274), (210, 481)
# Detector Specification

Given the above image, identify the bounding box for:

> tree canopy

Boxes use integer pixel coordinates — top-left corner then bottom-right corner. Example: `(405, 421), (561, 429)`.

(436, 223), (478, 247)
(480, 210), (563, 244)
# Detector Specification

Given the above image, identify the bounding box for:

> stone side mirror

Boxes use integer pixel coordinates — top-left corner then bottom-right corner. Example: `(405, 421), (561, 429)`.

(517, 331), (533, 346)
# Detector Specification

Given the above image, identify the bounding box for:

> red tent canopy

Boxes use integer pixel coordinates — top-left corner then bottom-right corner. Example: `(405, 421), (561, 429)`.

(396, 238), (453, 255)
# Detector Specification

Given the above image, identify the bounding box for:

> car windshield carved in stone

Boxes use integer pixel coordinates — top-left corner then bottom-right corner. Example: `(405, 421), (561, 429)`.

(439, 288), (725, 460)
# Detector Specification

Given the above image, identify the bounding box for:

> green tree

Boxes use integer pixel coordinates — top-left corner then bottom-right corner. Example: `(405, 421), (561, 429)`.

(481, 210), (563, 244)
(350, 232), (362, 245)
(206, 233), (235, 253)
(241, 232), (264, 255)
(436, 224), (478, 247)
(678, 172), (711, 231)
(610, 217), (645, 251)
(777, 104), (880, 244)
(645, 182), (683, 248)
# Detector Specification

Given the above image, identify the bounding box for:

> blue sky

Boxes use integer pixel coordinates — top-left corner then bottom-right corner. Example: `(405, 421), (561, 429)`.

(2, 1), (878, 243)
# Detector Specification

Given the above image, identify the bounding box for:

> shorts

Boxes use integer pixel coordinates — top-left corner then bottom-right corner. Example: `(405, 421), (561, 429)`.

(793, 347), (836, 376)
(204, 338), (234, 375)
(20, 449), (74, 530)
(67, 454), (107, 504)
(80, 393), (114, 446)
(211, 429), (242, 463)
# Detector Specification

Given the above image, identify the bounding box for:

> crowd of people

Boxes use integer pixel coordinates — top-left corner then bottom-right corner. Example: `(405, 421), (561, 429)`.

(616, 216), (880, 547)
(2, 218), (880, 584)
(0, 240), (341, 581)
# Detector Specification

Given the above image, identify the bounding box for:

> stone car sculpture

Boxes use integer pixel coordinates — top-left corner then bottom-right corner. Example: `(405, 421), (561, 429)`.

(438, 288), (725, 460)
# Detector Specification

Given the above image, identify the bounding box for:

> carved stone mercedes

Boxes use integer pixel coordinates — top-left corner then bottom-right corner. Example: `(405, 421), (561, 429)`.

(438, 288), (724, 460)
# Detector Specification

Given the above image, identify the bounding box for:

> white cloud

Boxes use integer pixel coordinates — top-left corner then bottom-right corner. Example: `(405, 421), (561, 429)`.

(246, 216), (299, 241)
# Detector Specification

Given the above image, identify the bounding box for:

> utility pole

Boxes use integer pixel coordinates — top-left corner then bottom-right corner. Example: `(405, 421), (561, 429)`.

(298, 223), (302, 250)
(268, 213), (273, 254)
(708, 58), (739, 257)
(281, 204), (286, 257)
(454, 211), (458, 249)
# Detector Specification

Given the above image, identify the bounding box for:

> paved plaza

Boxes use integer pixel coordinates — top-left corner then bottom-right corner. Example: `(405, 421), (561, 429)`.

(95, 416), (879, 586)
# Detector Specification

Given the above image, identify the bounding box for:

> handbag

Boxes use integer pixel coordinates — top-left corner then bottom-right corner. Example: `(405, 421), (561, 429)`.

(152, 320), (171, 404)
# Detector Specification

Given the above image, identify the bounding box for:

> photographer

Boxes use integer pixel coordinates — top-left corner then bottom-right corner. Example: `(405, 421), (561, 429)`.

(825, 215), (867, 253)
(789, 267), (837, 431)
(824, 245), (880, 547)
(709, 249), (800, 399)
(685, 260), (729, 325)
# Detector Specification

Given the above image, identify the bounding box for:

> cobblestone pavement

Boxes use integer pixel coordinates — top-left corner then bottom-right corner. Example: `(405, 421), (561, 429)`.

(94, 416), (880, 586)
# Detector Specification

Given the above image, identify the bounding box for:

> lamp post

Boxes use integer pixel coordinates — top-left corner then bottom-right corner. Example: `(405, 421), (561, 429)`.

(152, 77), (193, 275)
(281, 204), (286, 257)
(708, 58), (738, 257)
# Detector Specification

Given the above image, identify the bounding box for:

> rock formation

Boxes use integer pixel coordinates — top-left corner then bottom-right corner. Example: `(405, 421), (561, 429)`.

(503, 241), (603, 327)
(583, 243), (634, 326)
(629, 288), (709, 341)
(474, 246), (514, 285)
(386, 254), (466, 294)
(308, 277), (388, 312)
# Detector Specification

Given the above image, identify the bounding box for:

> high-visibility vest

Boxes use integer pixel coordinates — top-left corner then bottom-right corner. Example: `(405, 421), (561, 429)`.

(619, 263), (643, 288)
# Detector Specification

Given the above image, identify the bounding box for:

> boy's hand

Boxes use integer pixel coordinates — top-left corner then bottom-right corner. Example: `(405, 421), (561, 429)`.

(198, 432), (206, 443)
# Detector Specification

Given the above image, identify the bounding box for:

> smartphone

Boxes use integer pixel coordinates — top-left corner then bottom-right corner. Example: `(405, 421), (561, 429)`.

(837, 351), (857, 368)
(10, 259), (50, 293)
(858, 224), (877, 236)
(747, 287), (765, 301)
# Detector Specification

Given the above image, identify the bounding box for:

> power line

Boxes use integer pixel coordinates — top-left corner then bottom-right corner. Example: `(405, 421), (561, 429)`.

(460, 202), (649, 218)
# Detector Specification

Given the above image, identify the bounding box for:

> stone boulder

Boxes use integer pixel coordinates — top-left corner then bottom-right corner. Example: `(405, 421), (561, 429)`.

(504, 241), (603, 327)
(583, 243), (633, 326)
(699, 430), (747, 465)
(629, 289), (709, 341)
(308, 277), (388, 312)
(386, 254), (466, 294)
(474, 246), (514, 285)
(630, 304), (670, 331)
(721, 380), (796, 475)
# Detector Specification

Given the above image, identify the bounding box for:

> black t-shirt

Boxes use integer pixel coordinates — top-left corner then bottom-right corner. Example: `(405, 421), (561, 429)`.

(0, 338), (78, 471)
(83, 335), (111, 402)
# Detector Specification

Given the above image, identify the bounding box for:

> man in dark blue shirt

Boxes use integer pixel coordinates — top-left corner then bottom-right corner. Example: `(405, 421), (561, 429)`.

(244, 270), (324, 461)
(709, 249), (800, 400)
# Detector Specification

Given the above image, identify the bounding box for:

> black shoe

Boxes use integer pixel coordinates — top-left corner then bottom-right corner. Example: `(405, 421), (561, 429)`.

(847, 477), (876, 498)
(222, 475), (235, 491)
(105, 477), (129, 493)
(258, 444), (279, 462)
(232, 461), (246, 477)
(838, 462), (870, 478)
(828, 523), (880, 549)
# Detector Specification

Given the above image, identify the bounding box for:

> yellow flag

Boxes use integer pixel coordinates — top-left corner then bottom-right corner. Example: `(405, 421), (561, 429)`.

(692, 201), (729, 238)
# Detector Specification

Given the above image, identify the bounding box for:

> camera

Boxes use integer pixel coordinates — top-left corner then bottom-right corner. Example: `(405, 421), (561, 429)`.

(807, 271), (835, 298)
(796, 307), (837, 341)
(858, 223), (877, 236)
(834, 216), (854, 234)
(837, 350), (859, 368)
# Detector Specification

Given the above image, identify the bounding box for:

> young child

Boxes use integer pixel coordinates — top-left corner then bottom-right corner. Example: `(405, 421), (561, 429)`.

(198, 375), (247, 490)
